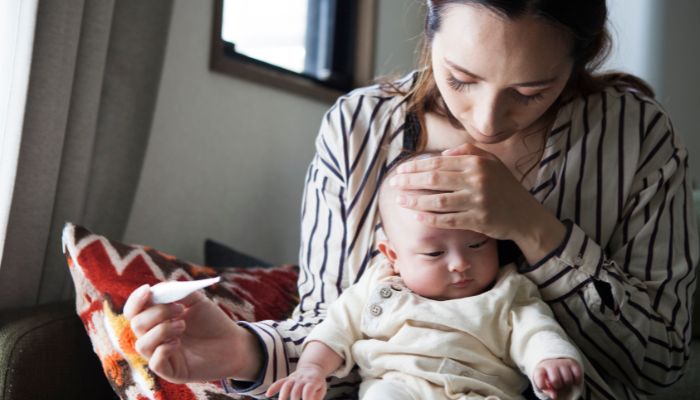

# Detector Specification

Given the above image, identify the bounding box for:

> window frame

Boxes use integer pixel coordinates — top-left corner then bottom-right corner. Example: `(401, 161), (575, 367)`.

(209, 0), (377, 103)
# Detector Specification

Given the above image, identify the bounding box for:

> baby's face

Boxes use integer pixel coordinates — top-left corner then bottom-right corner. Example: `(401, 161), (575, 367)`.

(380, 204), (500, 300)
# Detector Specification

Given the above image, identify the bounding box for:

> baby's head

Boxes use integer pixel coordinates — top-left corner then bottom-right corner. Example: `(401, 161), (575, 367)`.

(377, 153), (500, 300)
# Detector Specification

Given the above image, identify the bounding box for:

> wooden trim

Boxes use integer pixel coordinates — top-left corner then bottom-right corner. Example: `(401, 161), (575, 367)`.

(354, 0), (378, 87)
(209, 0), (377, 104)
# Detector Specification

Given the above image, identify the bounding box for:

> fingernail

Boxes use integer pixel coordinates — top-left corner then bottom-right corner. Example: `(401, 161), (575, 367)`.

(173, 303), (185, 313)
(396, 195), (406, 205)
(138, 284), (151, 297)
(415, 213), (424, 221)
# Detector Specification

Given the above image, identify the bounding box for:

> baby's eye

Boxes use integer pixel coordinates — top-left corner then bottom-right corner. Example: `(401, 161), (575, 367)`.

(467, 239), (489, 249)
(421, 251), (444, 258)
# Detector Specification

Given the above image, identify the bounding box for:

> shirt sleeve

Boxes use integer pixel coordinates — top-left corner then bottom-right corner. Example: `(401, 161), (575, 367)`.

(221, 97), (358, 398)
(521, 101), (699, 394)
(508, 275), (584, 400)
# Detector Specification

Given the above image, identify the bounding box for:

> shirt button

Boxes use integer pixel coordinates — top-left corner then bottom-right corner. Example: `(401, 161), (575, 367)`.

(379, 287), (392, 298)
(574, 255), (585, 266)
(370, 304), (382, 316)
(391, 284), (402, 291)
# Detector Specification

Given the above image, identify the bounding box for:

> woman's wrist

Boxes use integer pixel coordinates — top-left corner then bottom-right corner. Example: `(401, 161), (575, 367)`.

(226, 323), (263, 381)
(513, 201), (567, 266)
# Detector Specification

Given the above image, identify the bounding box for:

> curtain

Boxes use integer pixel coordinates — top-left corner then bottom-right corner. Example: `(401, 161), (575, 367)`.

(0, 0), (173, 309)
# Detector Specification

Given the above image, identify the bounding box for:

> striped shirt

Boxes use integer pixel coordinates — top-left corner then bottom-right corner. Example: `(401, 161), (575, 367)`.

(224, 72), (699, 399)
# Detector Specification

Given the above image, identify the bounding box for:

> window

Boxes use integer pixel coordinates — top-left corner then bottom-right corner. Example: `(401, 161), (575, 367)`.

(0, 0), (37, 261)
(210, 0), (377, 102)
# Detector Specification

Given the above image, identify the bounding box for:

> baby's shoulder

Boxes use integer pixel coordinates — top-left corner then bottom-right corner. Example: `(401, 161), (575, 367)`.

(492, 264), (543, 302)
(354, 259), (396, 288)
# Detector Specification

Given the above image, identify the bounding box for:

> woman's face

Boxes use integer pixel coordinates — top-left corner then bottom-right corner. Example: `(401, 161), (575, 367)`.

(430, 4), (574, 145)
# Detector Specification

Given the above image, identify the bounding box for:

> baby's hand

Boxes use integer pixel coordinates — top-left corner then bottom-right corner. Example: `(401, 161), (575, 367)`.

(266, 364), (327, 400)
(534, 358), (582, 400)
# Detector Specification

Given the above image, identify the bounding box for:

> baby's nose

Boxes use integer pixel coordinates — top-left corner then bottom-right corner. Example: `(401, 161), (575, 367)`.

(448, 255), (470, 272)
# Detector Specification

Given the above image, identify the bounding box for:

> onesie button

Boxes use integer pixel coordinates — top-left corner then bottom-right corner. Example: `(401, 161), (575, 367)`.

(379, 287), (392, 298)
(369, 304), (382, 316)
(391, 284), (402, 291)
(573, 255), (584, 266)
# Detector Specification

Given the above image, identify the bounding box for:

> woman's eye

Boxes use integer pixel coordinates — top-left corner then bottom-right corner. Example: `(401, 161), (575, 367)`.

(514, 90), (545, 105)
(446, 74), (473, 92)
(421, 251), (444, 258)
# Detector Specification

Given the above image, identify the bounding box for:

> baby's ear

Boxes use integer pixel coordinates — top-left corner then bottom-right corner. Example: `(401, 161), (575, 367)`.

(377, 241), (397, 265)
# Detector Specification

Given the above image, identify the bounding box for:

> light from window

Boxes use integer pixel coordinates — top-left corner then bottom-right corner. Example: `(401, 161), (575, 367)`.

(0, 0), (38, 262)
(212, 0), (370, 101)
(222, 0), (309, 74)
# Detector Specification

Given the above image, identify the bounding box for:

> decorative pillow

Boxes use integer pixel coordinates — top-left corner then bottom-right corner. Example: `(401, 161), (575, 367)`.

(204, 239), (271, 268)
(62, 223), (299, 400)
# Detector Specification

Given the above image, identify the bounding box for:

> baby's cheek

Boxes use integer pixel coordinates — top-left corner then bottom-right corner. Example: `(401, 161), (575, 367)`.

(410, 270), (443, 297)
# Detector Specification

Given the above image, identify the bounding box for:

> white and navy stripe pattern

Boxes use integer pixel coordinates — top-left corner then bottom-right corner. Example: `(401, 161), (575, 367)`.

(224, 73), (698, 399)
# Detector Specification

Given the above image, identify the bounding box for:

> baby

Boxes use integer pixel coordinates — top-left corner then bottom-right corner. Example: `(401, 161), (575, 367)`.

(267, 155), (583, 400)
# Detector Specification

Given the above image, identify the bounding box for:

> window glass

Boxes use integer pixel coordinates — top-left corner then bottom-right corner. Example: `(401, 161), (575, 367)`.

(222, 0), (309, 74)
(212, 0), (374, 101)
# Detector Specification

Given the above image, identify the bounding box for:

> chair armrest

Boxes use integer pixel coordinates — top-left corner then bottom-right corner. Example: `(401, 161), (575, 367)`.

(0, 301), (116, 400)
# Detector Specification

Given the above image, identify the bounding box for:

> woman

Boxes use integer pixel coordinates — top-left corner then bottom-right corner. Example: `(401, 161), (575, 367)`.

(124, 1), (698, 398)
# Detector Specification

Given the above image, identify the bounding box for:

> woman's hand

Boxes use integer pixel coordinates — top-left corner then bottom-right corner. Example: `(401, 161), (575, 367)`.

(123, 284), (261, 383)
(391, 143), (566, 264)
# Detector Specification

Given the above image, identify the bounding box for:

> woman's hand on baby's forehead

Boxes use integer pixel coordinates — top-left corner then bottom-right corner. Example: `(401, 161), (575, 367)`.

(388, 142), (554, 244)
(394, 154), (482, 175)
(395, 143), (497, 174)
(389, 155), (500, 193)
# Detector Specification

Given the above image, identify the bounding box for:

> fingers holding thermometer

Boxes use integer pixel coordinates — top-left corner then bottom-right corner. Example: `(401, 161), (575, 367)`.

(124, 277), (221, 358)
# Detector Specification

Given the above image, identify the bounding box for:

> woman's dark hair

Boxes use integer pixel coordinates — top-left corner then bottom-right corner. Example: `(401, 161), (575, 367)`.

(393, 0), (654, 151)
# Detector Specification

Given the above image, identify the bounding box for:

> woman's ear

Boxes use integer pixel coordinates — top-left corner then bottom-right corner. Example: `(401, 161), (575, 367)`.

(378, 241), (398, 266)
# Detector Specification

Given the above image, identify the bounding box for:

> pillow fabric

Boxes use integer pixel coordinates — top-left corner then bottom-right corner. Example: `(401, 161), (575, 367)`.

(62, 223), (299, 400)
(204, 239), (271, 268)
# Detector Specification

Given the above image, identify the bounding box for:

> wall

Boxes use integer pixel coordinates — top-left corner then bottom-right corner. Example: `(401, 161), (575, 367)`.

(655, 1), (700, 187)
(124, 0), (423, 264)
(604, 0), (661, 88)
(374, 0), (423, 77)
(605, 0), (700, 186)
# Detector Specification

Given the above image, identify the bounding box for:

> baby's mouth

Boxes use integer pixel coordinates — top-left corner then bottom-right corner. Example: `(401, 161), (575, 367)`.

(451, 278), (472, 288)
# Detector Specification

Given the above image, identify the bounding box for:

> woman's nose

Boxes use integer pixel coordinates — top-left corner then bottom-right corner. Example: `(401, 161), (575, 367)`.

(470, 95), (505, 136)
